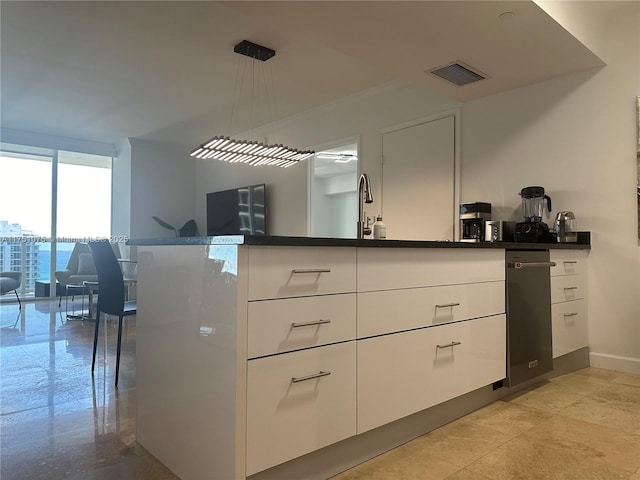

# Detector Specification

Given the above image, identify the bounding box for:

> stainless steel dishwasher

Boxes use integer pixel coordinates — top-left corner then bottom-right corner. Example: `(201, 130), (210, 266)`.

(505, 250), (556, 387)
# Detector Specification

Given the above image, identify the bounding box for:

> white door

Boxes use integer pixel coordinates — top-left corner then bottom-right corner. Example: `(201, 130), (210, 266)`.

(382, 116), (455, 241)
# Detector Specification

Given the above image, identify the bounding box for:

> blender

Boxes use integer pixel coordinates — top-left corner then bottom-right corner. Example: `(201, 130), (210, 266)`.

(514, 186), (554, 242)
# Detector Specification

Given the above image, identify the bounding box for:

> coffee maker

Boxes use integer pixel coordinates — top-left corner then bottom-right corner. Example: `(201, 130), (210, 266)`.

(460, 202), (491, 242)
(514, 186), (554, 242)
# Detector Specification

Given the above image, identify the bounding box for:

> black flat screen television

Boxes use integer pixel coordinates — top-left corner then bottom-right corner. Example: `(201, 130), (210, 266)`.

(206, 184), (266, 236)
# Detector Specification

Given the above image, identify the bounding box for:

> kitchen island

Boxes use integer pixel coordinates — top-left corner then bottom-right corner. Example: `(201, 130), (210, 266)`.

(130, 236), (589, 480)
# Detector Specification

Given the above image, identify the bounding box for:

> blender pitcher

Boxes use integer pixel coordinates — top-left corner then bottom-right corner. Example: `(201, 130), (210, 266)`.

(520, 186), (552, 222)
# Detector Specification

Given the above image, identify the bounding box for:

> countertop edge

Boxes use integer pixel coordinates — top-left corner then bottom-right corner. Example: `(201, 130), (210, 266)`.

(128, 235), (591, 250)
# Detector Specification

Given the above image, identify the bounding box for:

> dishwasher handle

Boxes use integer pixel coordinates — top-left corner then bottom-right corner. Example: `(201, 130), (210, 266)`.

(508, 261), (557, 269)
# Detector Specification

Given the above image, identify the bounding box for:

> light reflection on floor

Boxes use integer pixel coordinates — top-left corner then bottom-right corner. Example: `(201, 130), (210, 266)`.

(0, 298), (178, 480)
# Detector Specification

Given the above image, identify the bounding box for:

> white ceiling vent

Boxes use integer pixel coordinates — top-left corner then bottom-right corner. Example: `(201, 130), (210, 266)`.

(427, 62), (487, 87)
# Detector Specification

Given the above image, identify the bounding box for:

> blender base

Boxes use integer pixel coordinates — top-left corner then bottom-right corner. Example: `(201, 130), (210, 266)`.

(514, 221), (556, 243)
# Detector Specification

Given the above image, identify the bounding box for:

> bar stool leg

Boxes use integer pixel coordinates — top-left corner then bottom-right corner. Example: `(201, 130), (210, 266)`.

(115, 315), (124, 388)
(91, 309), (101, 373)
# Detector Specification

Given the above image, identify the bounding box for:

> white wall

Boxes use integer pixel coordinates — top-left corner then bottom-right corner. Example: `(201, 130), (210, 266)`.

(534, 0), (608, 61)
(462, 3), (639, 372)
(129, 139), (196, 239)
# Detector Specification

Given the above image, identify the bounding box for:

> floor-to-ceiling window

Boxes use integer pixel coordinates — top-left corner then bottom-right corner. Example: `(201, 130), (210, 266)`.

(0, 144), (112, 301)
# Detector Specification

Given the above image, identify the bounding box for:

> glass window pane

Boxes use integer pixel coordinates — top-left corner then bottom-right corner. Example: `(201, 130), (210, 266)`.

(56, 151), (112, 238)
(0, 152), (52, 236)
(0, 151), (52, 296)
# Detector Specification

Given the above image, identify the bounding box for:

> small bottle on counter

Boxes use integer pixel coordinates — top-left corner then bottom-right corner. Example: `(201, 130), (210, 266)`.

(373, 215), (386, 239)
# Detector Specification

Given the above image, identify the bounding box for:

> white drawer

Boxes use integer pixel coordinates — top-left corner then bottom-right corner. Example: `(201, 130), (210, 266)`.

(357, 314), (506, 434)
(551, 275), (586, 304)
(550, 250), (586, 277)
(246, 342), (356, 475)
(357, 248), (504, 292)
(552, 299), (588, 358)
(247, 294), (356, 358)
(248, 246), (356, 300)
(358, 281), (505, 338)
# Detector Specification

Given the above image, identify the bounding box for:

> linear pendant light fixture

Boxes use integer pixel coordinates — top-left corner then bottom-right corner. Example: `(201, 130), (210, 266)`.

(190, 40), (314, 168)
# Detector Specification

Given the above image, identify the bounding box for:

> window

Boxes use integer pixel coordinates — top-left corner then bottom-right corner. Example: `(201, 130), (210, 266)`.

(0, 145), (112, 299)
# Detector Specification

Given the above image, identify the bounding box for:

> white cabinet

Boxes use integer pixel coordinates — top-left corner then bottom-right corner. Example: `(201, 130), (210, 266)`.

(247, 293), (356, 359)
(246, 341), (356, 475)
(137, 243), (516, 479)
(358, 281), (504, 338)
(551, 250), (586, 277)
(551, 300), (588, 358)
(248, 246), (356, 300)
(357, 248), (504, 292)
(550, 274), (586, 304)
(246, 246), (357, 474)
(248, 246), (507, 469)
(550, 250), (588, 358)
(357, 314), (506, 433)
(356, 247), (506, 434)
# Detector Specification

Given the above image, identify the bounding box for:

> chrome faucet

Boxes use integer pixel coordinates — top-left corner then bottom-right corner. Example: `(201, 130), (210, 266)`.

(357, 173), (373, 239)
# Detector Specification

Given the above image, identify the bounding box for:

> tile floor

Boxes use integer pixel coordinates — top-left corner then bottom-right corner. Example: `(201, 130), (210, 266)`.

(0, 298), (178, 480)
(1, 299), (639, 480)
(333, 366), (640, 480)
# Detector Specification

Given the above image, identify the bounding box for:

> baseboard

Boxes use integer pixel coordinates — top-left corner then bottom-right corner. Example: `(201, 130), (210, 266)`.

(589, 352), (640, 375)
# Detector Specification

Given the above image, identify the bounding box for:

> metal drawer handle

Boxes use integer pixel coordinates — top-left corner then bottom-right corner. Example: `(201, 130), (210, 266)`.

(291, 319), (331, 328)
(292, 268), (331, 274)
(563, 286), (578, 290)
(436, 302), (461, 308)
(563, 261), (578, 264)
(563, 312), (578, 317)
(436, 341), (461, 349)
(509, 261), (557, 269)
(291, 371), (331, 383)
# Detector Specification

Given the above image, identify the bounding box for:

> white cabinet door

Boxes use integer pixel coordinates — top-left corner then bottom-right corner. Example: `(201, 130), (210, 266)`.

(248, 246), (356, 300)
(382, 115), (455, 241)
(248, 293), (356, 358)
(358, 281), (504, 338)
(246, 342), (356, 476)
(357, 315), (506, 434)
(552, 299), (588, 358)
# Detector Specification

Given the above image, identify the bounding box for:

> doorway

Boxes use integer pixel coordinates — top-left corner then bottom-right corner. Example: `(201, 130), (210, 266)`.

(309, 141), (358, 238)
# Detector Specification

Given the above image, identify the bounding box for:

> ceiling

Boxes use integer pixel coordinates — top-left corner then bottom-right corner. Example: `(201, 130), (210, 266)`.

(0, 1), (607, 154)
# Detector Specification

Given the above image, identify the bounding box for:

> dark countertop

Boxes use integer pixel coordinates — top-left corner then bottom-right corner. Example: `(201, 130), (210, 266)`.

(129, 234), (591, 250)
